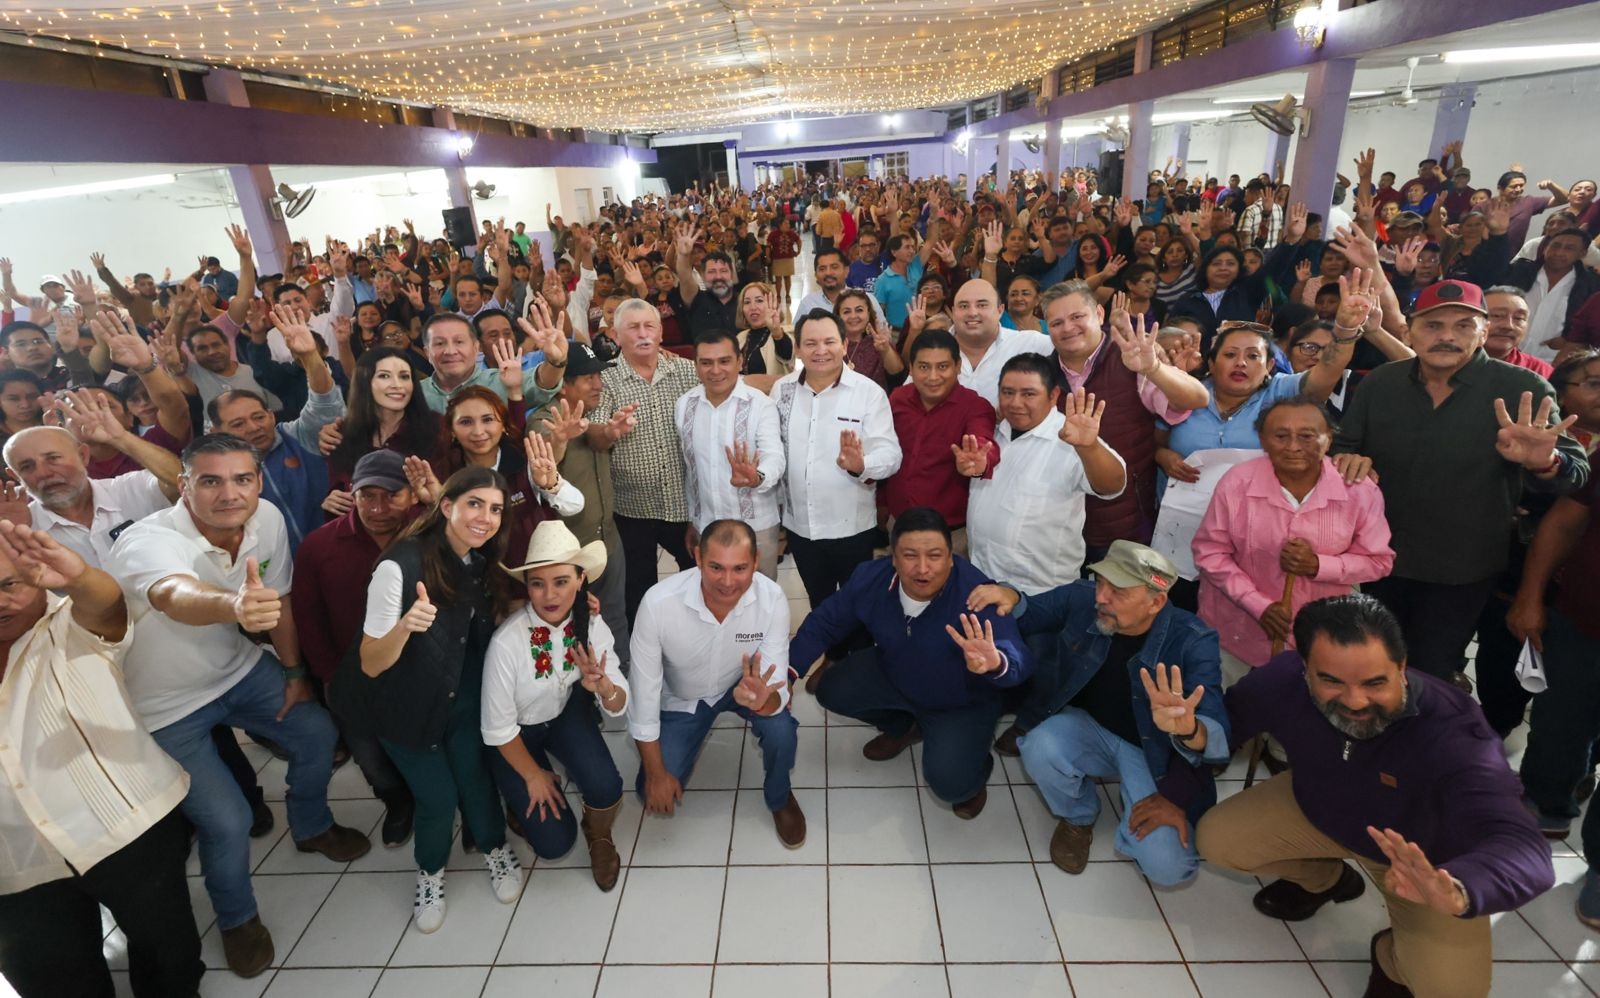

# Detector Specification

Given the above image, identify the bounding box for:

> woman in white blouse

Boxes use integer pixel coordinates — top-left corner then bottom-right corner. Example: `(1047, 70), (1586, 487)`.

(481, 520), (629, 891)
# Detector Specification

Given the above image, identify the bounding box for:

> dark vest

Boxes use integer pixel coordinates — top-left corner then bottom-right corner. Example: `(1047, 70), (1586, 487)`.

(330, 537), (495, 751)
(1069, 344), (1157, 548)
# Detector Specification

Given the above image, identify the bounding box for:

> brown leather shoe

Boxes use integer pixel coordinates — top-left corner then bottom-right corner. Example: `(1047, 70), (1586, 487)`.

(863, 723), (922, 762)
(295, 822), (372, 862)
(581, 801), (623, 891)
(1049, 819), (1094, 874)
(953, 787), (987, 820)
(772, 792), (807, 848)
(220, 915), (274, 979)
(993, 724), (1024, 758)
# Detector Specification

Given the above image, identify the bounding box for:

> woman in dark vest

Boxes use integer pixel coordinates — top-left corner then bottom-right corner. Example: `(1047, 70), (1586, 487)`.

(351, 466), (522, 933)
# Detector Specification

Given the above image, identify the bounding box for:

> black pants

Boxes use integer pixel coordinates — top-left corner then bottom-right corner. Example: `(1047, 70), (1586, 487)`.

(1473, 589), (1533, 737)
(787, 528), (878, 664)
(0, 810), (203, 998)
(1523, 609), (1600, 824)
(312, 676), (409, 802)
(615, 513), (694, 626)
(1364, 575), (1494, 680)
(211, 724), (265, 810)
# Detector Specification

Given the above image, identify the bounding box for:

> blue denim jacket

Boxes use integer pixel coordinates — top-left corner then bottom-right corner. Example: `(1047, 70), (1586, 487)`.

(1017, 579), (1230, 819)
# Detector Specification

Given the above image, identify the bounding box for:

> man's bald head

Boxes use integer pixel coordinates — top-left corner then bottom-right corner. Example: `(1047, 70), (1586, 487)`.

(952, 278), (1002, 345)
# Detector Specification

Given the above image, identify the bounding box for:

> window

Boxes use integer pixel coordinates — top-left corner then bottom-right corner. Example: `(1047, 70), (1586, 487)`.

(883, 152), (909, 178)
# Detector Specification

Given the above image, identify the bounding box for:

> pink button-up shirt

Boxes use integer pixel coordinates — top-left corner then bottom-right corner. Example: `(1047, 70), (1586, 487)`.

(1193, 455), (1395, 666)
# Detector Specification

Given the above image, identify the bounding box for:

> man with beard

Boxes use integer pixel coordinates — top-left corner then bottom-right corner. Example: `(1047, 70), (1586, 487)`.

(1197, 594), (1554, 998)
(672, 222), (742, 342)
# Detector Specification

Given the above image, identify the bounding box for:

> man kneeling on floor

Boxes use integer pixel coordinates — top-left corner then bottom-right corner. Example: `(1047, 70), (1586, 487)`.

(1198, 594), (1554, 998)
(793, 506), (1028, 819)
(970, 540), (1229, 886)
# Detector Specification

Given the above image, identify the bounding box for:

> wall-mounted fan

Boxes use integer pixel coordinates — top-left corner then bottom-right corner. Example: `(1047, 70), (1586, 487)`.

(273, 182), (316, 218)
(472, 180), (497, 199)
(1099, 121), (1130, 145)
(1249, 95), (1309, 137)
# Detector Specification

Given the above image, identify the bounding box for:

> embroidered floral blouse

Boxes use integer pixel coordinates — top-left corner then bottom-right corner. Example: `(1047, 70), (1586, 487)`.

(479, 607), (625, 746)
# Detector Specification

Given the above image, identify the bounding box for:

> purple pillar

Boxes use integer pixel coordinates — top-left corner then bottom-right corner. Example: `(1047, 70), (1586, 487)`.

(997, 130), (1013, 180)
(201, 70), (292, 274)
(1265, 130), (1292, 182)
(1122, 33), (1156, 202)
(1288, 58), (1356, 220)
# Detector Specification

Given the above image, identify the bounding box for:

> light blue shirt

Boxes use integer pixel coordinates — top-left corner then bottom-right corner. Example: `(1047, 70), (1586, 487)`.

(1157, 370), (1307, 499)
(872, 257), (925, 329)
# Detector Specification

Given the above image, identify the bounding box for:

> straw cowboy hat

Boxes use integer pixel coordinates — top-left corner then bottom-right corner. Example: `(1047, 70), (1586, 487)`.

(502, 520), (607, 581)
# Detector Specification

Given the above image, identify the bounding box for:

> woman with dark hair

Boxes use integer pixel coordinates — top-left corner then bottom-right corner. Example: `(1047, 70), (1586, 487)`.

(1001, 274), (1043, 332)
(834, 288), (904, 389)
(1437, 205), (1513, 290)
(352, 300), (385, 356)
(1071, 233), (1125, 293)
(1154, 235), (1198, 306)
(347, 466), (523, 933)
(326, 347), (442, 496)
(1098, 262), (1166, 329)
(734, 281), (794, 390)
(482, 520), (628, 891)
(1171, 204), (1306, 353)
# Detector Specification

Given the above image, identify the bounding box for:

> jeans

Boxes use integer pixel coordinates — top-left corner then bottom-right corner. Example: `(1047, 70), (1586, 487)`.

(151, 652), (338, 930)
(490, 693), (624, 858)
(1365, 575), (1494, 680)
(614, 514), (695, 626)
(382, 689), (506, 874)
(1522, 609), (1600, 822)
(0, 810), (202, 998)
(1019, 707), (1199, 887)
(635, 689), (798, 811)
(815, 648), (1000, 804)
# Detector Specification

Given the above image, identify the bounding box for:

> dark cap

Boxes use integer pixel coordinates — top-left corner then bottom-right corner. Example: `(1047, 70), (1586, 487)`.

(350, 450), (408, 492)
(563, 342), (616, 380)
(1411, 280), (1487, 318)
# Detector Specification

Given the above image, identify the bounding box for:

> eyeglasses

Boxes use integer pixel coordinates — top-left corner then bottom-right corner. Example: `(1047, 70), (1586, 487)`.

(1293, 342), (1326, 356)
(1564, 378), (1600, 392)
(1218, 321), (1272, 334)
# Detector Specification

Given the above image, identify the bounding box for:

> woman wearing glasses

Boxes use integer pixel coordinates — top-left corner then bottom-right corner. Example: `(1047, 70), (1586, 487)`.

(1284, 315), (1414, 419)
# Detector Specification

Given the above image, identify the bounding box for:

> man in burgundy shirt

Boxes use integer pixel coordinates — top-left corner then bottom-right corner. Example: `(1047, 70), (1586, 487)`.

(291, 450), (418, 847)
(883, 329), (998, 555)
(1484, 287), (1554, 379)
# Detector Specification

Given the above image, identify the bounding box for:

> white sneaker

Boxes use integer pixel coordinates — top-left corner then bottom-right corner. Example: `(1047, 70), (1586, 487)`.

(413, 869), (447, 933)
(484, 845), (523, 903)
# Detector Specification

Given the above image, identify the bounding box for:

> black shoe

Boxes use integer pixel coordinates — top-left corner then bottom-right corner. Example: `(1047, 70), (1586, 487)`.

(248, 793), (274, 839)
(381, 795), (414, 849)
(1364, 929), (1413, 997)
(1253, 862), (1366, 921)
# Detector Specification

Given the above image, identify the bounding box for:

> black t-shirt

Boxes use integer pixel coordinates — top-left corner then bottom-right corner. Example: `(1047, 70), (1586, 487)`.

(684, 286), (743, 343)
(1069, 632), (1144, 747)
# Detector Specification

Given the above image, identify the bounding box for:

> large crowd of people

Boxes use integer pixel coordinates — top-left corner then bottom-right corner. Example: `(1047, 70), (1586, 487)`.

(0, 146), (1596, 998)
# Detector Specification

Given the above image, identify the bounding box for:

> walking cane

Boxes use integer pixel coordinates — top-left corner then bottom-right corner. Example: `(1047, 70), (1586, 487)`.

(1244, 573), (1297, 788)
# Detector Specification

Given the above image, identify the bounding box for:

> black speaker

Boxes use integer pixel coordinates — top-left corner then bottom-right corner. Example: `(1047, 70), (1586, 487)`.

(442, 206), (477, 249)
(1098, 150), (1125, 199)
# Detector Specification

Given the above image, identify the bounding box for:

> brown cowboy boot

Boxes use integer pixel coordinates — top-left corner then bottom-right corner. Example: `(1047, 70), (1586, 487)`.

(582, 800), (623, 891)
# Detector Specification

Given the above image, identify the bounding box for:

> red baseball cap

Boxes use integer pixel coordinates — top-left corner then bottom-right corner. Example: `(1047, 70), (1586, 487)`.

(1411, 279), (1487, 318)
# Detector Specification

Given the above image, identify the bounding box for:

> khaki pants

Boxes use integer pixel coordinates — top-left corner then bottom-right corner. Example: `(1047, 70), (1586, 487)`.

(1196, 773), (1490, 998)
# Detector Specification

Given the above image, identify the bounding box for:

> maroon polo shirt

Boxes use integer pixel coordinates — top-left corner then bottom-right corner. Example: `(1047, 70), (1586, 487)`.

(292, 509), (392, 681)
(883, 382), (999, 527)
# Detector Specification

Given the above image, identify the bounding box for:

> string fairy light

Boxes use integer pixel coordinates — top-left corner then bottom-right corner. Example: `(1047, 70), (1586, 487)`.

(0, 0), (1208, 131)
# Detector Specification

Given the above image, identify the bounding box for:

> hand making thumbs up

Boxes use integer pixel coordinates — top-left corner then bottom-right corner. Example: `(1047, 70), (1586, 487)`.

(400, 581), (438, 633)
(233, 557), (282, 632)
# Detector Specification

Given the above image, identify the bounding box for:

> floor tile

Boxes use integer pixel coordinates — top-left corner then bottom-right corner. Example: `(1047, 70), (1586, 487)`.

(261, 968), (381, 997)
(498, 867), (624, 964)
(389, 870), (518, 966)
(1038, 861), (1181, 962)
(1516, 856), (1600, 962)
(826, 726), (916, 786)
(829, 866), (942, 963)
(1487, 963), (1596, 997)
(481, 965), (601, 998)
(829, 964), (951, 998)
(827, 787), (928, 864)
(200, 872), (340, 973)
(1157, 867), (1304, 961)
(931, 863), (1059, 962)
(1189, 962), (1326, 997)
(740, 726), (826, 788)
(946, 963), (1071, 998)
(370, 966), (489, 998)
(729, 788), (827, 864)
(255, 799), (385, 875)
(1282, 866), (1390, 960)
(631, 789), (735, 866)
(718, 867), (827, 963)
(1068, 963), (1199, 997)
(120, 967), (270, 998)
(606, 867), (725, 964)
(283, 872), (412, 967)
(1312, 961), (1370, 998)
(712, 964), (828, 997)
(789, 688), (826, 726)
(1013, 782), (1128, 864)
(595, 964), (713, 998)
(920, 786), (1030, 863)
(1492, 910), (1564, 961)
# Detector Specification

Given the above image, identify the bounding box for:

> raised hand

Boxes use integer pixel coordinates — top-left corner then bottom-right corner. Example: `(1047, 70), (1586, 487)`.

(489, 335), (523, 393)
(0, 520), (89, 591)
(673, 220), (699, 258)
(982, 220), (1004, 258)
(1366, 827), (1469, 915)
(1353, 148), (1376, 180)
(1138, 662), (1206, 738)
(400, 581), (437, 633)
(905, 293), (928, 332)
(234, 557), (282, 632)
(949, 433), (989, 478)
(225, 223), (253, 259)
(1059, 389), (1105, 447)
(1328, 225), (1379, 272)
(1284, 202), (1308, 244)
(620, 259), (644, 290)
(403, 455), (441, 504)
(1107, 295), (1158, 374)
(524, 432), (560, 490)
(836, 430), (865, 475)
(1393, 235), (1426, 277)
(540, 270), (568, 312)
(944, 613), (1004, 674)
(726, 439), (762, 488)
(1494, 392), (1577, 470)
(539, 397), (590, 447)
(1295, 259), (1312, 284)
(58, 389), (128, 447)
(54, 308), (83, 355)
(270, 302), (317, 356)
(1335, 267), (1380, 331)
(1486, 201), (1512, 236)
(933, 239), (957, 268)
(733, 652), (782, 711)
(870, 318), (895, 355)
(64, 270), (97, 308)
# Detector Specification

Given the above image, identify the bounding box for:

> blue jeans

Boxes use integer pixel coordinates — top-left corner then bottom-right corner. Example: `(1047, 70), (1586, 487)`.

(635, 689), (798, 811)
(490, 693), (623, 859)
(151, 653), (338, 930)
(1020, 707), (1199, 887)
(814, 649), (999, 804)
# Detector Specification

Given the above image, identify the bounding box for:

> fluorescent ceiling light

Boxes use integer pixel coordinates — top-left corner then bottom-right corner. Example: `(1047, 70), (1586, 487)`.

(1443, 43), (1600, 63)
(1152, 109), (1237, 123)
(0, 172), (177, 205)
(1211, 91), (1385, 104)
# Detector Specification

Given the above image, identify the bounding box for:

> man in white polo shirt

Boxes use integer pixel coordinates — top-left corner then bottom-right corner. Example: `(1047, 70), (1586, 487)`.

(108, 433), (370, 980)
(629, 519), (805, 847)
(676, 330), (785, 579)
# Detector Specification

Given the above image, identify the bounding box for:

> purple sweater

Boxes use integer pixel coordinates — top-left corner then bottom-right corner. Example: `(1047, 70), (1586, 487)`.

(1226, 655), (1554, 917)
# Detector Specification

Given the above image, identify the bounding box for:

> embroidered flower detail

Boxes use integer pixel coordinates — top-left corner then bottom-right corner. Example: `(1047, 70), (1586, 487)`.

(531, 626), (551, 646)
(534, 650), (554, 676)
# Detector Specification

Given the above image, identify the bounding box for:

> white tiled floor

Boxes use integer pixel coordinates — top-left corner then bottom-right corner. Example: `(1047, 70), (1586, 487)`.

(55, 490), (1600, 997)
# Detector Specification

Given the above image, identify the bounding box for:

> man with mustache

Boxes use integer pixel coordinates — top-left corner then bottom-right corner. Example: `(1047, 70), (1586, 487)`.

(1331, 280), (1588, 690)
(1195, 594), (1554, 998)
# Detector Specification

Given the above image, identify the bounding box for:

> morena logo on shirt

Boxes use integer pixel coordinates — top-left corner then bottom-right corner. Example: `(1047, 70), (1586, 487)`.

(734, 632), (766, 642)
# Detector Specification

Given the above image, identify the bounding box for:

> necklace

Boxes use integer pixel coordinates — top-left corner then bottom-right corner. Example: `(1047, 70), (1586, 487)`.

(845, 334), (874, 371)
(528, 616), (577, 678)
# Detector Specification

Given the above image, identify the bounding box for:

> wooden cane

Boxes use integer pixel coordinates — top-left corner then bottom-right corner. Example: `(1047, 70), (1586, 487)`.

(1245, 573), (1298, 788)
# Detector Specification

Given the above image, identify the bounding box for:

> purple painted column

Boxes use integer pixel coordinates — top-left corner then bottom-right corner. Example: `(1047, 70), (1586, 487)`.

(1427, 83), (1476, 163)
(1122, 33), (1156, 201)
(997, 130), (1013, 179)
(201, 70), (292, 274)
(431, 108), (478, 233)
(723, 140), (740, 190)
(1265, 130), (1292, 182)
(1172, 124), (1192, 176)
(1041, 75), (1063, 190)
(1289, 58), (1357, 220)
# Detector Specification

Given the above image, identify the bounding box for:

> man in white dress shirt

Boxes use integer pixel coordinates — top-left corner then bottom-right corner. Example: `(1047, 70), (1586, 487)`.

(676, 330), (786, 578)
(628, 519), (806, 847)
(772, 310), (902, 670)
(951, 278), (1053, 407)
